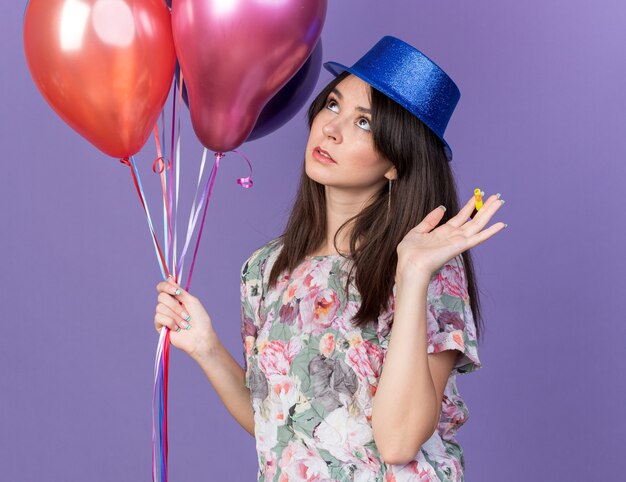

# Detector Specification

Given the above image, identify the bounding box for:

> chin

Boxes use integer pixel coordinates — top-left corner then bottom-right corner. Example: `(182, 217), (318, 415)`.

(304, 161), (323, 184)
(304, 164), (333, 188)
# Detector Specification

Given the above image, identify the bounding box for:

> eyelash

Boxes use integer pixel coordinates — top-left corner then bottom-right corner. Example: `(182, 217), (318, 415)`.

(325, 98), (371, 131)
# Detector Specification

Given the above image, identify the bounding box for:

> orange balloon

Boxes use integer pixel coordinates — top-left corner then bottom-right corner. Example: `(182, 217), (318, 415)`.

(23, 0), (176, 159)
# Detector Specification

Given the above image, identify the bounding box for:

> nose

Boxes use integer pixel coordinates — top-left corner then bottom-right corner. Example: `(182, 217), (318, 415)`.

(322, 117), (342, 143)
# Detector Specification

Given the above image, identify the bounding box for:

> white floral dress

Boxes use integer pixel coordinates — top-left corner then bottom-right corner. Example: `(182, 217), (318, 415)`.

(240, 239), (482, 481)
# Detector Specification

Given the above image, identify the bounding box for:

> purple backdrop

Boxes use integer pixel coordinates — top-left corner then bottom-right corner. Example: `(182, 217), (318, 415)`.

(2, 1), (624, 480)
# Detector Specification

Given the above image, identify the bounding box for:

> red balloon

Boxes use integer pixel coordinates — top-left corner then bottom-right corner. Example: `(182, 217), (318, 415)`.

(23, 0), (176, 159)
(172, 0), (327, 153)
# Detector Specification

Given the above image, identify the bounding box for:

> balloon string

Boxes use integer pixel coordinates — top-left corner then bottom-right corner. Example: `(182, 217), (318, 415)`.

(152, 327), (166, 482)
(184, 152), (223, 291)
(163, 329), (171, 473)
(120, 157), (169, 279)
(172, 76), (184, 281)
(152, 123), (173, 482)
(160, 110), (166, 159)
(153, 76), (184, 482)
(153, 126), (173, 270)
(153, 74), (185, 482)
(158, 347), (166, 481)
(167, 79), (177, 280)
(168, 77), (177, 264)
(152, 328), (162, 480)
(180, 149), (254, 290)
(158, 110), (168, 270)
(153, 329), (170, 482)
(176, 149), (210, 284)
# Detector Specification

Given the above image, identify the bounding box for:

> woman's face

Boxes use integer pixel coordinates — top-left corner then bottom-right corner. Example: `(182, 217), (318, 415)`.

(304, 74), (397, 196)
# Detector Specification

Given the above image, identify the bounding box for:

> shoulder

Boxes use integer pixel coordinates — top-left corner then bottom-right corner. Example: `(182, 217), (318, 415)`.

(240, 237), (284, 281)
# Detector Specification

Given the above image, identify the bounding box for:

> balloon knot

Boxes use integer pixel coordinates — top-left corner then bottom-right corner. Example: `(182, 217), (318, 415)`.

(119, 158), (131, 166)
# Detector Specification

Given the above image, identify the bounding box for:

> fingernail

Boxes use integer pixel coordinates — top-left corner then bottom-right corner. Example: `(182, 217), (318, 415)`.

(504, 223), (508, 228)
(500, 199), (506, 205)
(185, 323), (192, 331)
(438, 205), (446, 212)
(182, 313), (191, 322)
(175, 327), (181, 333)
(496, 193), (501, 199)
(174, 288), (181, 296)
(481, 191), (485, 197)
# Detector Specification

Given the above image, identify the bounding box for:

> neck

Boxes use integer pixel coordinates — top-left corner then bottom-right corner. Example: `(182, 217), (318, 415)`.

(316, 185), (380, 255)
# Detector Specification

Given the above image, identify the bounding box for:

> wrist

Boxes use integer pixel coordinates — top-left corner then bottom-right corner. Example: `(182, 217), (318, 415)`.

(190, 331), (222, 366)
(395, 265), (432, 288)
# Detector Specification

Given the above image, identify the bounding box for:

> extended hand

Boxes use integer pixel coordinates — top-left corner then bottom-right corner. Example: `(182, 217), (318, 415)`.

(396, 193), (506, 281)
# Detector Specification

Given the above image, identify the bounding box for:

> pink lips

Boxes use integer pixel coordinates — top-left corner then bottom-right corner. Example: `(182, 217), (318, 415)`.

(313, 146), (336, 164)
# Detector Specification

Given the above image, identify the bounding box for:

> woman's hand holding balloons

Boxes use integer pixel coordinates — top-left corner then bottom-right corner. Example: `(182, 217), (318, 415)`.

(396, 193), (507, 283)
(154, 277), (220, 362)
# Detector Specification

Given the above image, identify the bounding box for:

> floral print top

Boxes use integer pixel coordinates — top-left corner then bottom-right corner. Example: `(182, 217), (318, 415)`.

(240, 239), (482, 481)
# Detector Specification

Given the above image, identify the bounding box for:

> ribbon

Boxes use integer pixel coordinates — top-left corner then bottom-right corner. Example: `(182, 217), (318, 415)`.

(175, 149), (210, 284)
(183, 152), (223, 291)
(231, 149), (254, 189)
(120, 157), (169, 280)
(144, 67), (255, 482)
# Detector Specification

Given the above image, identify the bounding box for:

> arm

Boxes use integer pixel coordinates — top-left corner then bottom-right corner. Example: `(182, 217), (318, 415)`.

(192, 342), (255, 437)
(371, 273), (457, 465)
(154, 278), (254, 437)
(372, 194), (505, 464)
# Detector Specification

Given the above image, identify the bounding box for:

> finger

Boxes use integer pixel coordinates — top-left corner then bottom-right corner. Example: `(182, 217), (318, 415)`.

(163, 278), (197, 306)
(462, 196), (505, 236)
(465, 221), (507, 249)
(157, 291), (186, 312)
(448, 193), (502, 228)
(154, 312), (181, 334)
(410, 205), (446, 234)
(476, 193), (502, 214)
(157, 280), (197, 307)
(156, 303), (191, 331)
(156, 281), (182, 297)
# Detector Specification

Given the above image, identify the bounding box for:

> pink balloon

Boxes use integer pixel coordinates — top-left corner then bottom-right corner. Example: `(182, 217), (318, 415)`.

(172, 0), (327, 153)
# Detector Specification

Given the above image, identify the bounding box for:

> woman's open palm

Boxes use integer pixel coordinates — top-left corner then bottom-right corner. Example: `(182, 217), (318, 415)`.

(397, 193), (506, 279)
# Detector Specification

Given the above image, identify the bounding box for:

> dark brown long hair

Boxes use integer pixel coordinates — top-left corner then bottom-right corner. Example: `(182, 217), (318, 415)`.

(269, 72), (484, 340)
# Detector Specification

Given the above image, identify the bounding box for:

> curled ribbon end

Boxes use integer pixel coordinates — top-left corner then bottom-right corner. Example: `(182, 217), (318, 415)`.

(237, 177), (253, 189)
(152, 157), (170, 174)
(119, 157), (131, 166)
(230, 149), (254, 190)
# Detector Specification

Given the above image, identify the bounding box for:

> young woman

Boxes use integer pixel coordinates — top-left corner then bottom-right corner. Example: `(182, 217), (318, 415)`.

(154, 36), (506, 481)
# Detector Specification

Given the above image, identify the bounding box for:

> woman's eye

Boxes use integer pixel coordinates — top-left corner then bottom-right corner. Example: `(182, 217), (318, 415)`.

(356, 117), (371, 131)
(325, 99), (370, 131)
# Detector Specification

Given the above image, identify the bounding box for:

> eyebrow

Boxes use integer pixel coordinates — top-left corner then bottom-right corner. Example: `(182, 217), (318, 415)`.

(331, 88), (372, 114)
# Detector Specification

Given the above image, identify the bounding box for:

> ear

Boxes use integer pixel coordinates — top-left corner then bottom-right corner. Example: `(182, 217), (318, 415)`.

(384, 165), (398, 181)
